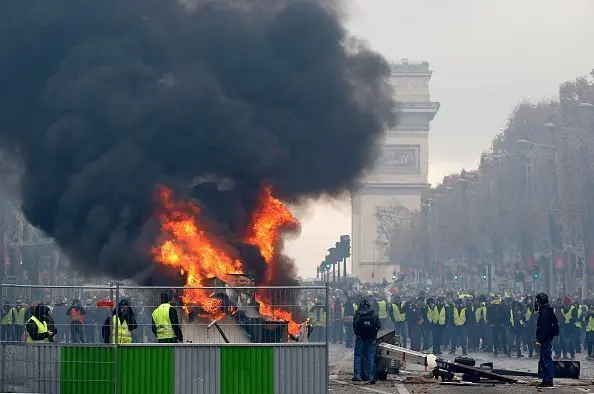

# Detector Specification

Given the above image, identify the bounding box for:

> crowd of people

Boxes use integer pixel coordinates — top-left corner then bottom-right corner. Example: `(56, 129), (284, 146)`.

(304, 287), (592, 388)
(0, 292), (184, 344)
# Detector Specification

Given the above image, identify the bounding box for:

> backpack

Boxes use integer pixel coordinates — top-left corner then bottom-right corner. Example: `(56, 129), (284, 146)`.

(355, 312), (378, 339)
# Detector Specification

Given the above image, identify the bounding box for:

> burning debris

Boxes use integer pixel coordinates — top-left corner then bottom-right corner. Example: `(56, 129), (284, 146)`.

(0, 0), (395, 325)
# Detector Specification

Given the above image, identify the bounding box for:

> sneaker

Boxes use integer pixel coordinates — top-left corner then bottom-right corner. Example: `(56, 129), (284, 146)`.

(537, 381), (554, 388)
(368, 380), (376, 385)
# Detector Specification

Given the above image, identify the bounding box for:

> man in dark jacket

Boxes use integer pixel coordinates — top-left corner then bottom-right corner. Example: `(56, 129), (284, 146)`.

(102, 299), (138, 343)
(352, 298), (380, 384)
(535, 292), (559, 388)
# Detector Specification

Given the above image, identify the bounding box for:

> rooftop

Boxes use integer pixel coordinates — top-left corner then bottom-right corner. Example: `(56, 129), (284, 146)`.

(391, 58), (432, 76)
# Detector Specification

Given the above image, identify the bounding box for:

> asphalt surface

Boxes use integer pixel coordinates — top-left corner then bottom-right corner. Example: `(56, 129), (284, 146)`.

(329, 343), (594, 393)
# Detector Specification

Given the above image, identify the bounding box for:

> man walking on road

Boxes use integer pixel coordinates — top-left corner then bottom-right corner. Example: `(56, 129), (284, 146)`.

(535, 292), (559, 388)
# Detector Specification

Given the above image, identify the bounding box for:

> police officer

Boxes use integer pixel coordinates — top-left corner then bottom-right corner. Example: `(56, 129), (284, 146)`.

(152, 292), (183, 343)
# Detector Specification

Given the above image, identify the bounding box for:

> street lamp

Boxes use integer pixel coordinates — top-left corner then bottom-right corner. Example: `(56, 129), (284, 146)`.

(578, 102), (594, 109)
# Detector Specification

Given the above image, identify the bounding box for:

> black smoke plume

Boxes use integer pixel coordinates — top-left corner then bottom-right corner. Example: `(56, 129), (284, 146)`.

(0, 0), (395, 283)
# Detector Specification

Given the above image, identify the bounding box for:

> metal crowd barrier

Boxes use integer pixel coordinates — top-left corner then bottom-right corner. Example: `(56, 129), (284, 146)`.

(0, 283), (329, 394)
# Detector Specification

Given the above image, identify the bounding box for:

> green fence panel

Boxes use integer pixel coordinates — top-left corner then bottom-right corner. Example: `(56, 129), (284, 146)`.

(220, 347), (273, 394)
(60, 346), (115, 394)
(118, 346), (175, 394)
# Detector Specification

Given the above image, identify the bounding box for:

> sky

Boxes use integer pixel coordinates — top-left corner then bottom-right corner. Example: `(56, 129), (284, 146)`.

(285, 0), (594, 278)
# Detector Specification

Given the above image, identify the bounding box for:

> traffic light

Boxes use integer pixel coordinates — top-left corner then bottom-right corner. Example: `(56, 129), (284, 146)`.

(481, 267), (487, 280)
(533, 265), (540, 279)
(339, 235), (351, 258)
(454, 274), (459, 280)
(392, 271), (396, 280)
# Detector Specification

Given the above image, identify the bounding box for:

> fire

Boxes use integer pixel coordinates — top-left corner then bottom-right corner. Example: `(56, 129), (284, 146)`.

(245, 186), (300, 273)
(153, 187), (243, 319)
(153, 185), (303, 336)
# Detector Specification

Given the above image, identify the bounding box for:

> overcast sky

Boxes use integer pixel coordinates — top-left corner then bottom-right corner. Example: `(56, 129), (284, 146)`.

(285, 0), (594, 278)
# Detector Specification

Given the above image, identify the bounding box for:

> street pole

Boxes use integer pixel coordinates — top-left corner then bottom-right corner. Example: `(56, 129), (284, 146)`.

(332, 263), (336, 283)
(487, 263), (492, 294)
(343, 257), (347, 281)
(337, 259), (341, 282)
(582, 259), (588, 299)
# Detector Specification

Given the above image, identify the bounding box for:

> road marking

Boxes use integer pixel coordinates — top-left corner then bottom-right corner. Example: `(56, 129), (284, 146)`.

(333, 379), (396, 394)
(395, 383), (411, 394)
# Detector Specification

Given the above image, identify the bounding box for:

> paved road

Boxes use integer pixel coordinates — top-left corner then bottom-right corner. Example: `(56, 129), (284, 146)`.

(329, 343), (594, 393)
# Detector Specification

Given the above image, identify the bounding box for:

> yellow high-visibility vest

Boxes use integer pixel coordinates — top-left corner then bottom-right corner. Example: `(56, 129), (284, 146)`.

(11, 308), (26, 325)
(25, 316), (48, 343)
(427, 306), (445, 325)
(576, 307), (584, 328)
(312, 311), (326, 327)
(0, 311), (12, 325)
(525, 308), (532, 322)
(509, 309), (515, 327)
(353, 303), (358, 312)
(378, 301), (388, 319)
(111, 315), (132, 344)
(454, 308), (466, 326)
(475, 307), (484, 323)
(586, 316), (594, 332)
(562, 306), (575, 324)
(392, 303), (406, 322)
(152, 303), (176, 340)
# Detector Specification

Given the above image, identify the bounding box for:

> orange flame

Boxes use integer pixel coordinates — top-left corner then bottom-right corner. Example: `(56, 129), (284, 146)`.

(153, 187), (242, 319)
(153, 185), (303, 336)
(245, 186), (301, 335)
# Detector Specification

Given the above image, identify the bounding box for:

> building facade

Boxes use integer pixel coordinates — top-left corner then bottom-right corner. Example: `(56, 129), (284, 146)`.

(351, 59), (440, 283)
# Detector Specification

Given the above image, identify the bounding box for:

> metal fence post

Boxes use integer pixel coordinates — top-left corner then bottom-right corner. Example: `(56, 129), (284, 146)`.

(0, 342), (4, 392)
(114, 282), (120, 394)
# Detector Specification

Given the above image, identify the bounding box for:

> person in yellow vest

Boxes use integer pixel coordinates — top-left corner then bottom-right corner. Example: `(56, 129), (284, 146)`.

(0, 303), (13, 342)
(574, 303), (587, 354)
(522, 296), (536, 358)
(101, 298), (137, 344)
(450, 298), (467, 356)
(509, 301), (525, 357)
(584, 305), (594, 360)
(377, 296), (390, 333)
(308, 299), (327, 343)
(557, 296), (576, 359)
(330, 296), (344, 344)
(389, 295), (407, 348)
(151, 292), (183, 343)
(427, 297), (446, 355)
(343, 295), (356, 348)
(25, 304), (56, 342)
(11, 299), (29, 342)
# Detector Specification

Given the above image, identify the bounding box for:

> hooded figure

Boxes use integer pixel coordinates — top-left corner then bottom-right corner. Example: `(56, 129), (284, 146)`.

(352, 298), (380, 383)
(25, 304), (56, 342)
(101, 299), (137, 344)
(535, 292), (558, 388)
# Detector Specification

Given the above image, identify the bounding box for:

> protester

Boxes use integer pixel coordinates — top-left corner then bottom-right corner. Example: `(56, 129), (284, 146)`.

(352, 297), (381, 384)
(535, 292), (559, 388)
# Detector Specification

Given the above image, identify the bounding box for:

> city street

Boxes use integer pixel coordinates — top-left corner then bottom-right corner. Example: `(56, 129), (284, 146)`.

(329, 344), (594, 393)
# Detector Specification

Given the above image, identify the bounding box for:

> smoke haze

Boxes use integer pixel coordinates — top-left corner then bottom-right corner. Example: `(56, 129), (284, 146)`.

(0, 0), (394, 283)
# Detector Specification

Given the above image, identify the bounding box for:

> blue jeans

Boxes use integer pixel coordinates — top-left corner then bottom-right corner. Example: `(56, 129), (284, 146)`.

(353, 336), (376, 380)
(539, 338), (554, 384)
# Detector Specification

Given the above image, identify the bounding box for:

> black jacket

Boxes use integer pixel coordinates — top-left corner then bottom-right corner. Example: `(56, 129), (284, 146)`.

(25, 305), (55, 341)
(536, 304), (558, 343)
(102, 302), (138, 343)
(353, 303), (380, 340)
